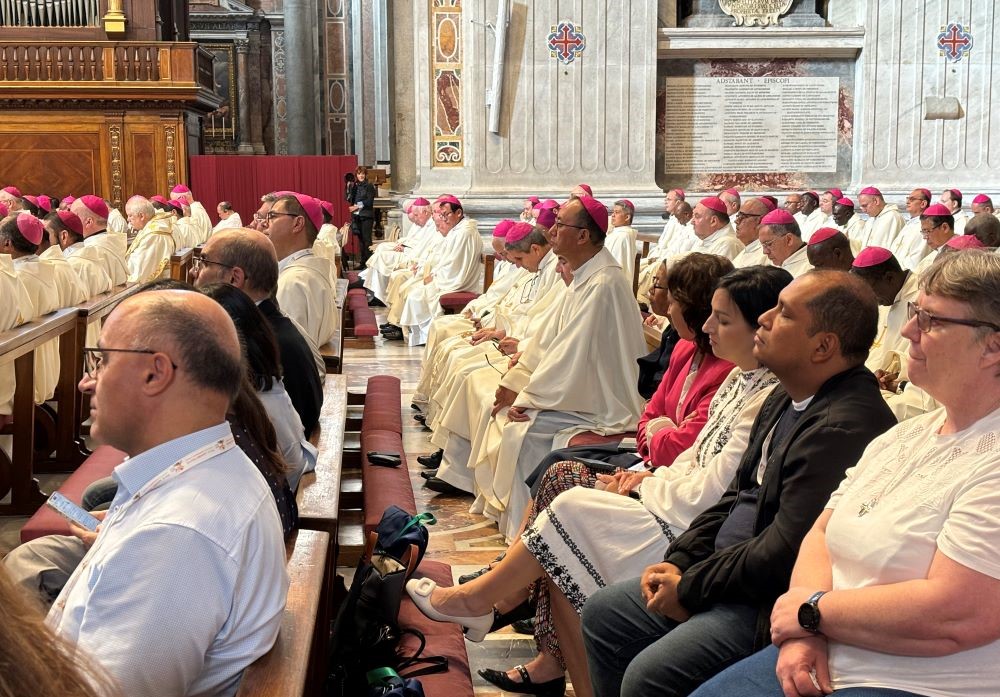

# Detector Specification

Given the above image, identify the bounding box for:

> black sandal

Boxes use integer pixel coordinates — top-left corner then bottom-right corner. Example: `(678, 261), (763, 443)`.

(489, 598), (535, 632)
(478, 665), (565, 697)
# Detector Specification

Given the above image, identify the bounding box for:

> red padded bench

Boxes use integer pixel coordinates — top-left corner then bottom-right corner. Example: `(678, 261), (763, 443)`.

(439, 291), (479, 315)
(359, 376), (412, 536)
(19, 445), (127, 542)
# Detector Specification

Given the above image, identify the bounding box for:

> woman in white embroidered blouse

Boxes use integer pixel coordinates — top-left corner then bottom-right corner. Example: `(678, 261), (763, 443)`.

(693, 249), (1000, 697)
(406, 265), (793, 697)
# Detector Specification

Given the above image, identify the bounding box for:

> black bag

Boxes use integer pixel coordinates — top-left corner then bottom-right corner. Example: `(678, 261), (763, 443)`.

(375, 507), (436, 568)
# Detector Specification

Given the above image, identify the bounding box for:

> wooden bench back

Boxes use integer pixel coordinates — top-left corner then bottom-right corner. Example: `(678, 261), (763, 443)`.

(483, 252), (495, 292)
(170, 248), (195, 283)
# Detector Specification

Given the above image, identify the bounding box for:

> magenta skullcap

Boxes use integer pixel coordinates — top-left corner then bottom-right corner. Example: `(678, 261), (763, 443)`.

(916, 188), (932, 201)
(577, 184), (593, 196)
(78, 194), (109, 220)
(527, 195), (540, 205)
(23, 195), (38, 208)
(537, 208), (557, 228)
(167, 200), (184, 214)
(506, 222), (535, 244)
(35, 195), (53, 213)
(492, 219), (516, 238)
(171, 184), (191, 194)
(578, 195), (609, 234)
(411, 197), (431, 207)
(290, 192), (323, 230)
(3, 186), (21, 198)
(272, 190), (295, 198)
(852, 246), (894, 268)
(836, 197), (855, 208)
(723, 188), (739, 197)
(699, 196), (728, 215)
(539, 199), (560, 210)
(61, 196), (75, 207)
(672, 188), (685, 198)
(320, 200), (336, 218)
(923, 204), (953, 217)
(435, 194), (462, 208)
(973, 194), (992, 205)
(17, 214), (43, 245)
(948, 188), (962, 199)
(859, 186), (883, 197)
(58, 210), (83, 235)
(946, 235), (985, 250)
(759, 197), (777, 212)
(0, 202), (8, 218)
(619, 199), (635, 210)
(808, 227), (841, 245)
(825, 188), (843, 199)
(150, 195), (170, 205)
(760, 209), (796, 226)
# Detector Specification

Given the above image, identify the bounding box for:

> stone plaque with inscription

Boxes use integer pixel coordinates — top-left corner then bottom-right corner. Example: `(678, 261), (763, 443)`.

(718, 0), (793, 26)
(663, 76), (840, 174)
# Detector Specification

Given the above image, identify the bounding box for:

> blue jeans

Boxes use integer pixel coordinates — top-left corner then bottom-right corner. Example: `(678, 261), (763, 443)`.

(689, 644), (928, 697)
(582, 576), (759, 697)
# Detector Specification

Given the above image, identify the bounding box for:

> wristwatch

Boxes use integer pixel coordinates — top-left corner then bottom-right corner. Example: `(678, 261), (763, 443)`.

(797, 591), (827, 634)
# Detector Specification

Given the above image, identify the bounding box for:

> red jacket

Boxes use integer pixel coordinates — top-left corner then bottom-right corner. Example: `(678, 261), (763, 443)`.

(636, 339), (734, 468)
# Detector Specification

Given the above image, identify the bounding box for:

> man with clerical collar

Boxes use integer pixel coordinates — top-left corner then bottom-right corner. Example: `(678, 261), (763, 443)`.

(758, 209), (813, 278)
(891, 187), (933, 271)
(938, 188), (968, 234)
(857, 185), (905, 251)
(47, 290), (287, 696)
(719, 188), (740, 216)
(170, 184), (214, 244)
(124, 195), (176, 284)
(570, 183), (593, 199)
(970, 193), (996, 219)
(264, 192), (339, 349)
(192, 228), (324, 437)
(806, 226), (854, 272)
(606, 199), (638, 284)
(689, 196), (744, 259)
(71, 194), (128, 287)
(0, 185), (24, 213)
(914, 203), (956, 274)
(818, 188), (842, 225)
(831, 196), (863, 249)
(363, 197), (435, 302)
(784, 193), (804, 225)
(731, 196), (772, 268)
(798, 191), (826, 242)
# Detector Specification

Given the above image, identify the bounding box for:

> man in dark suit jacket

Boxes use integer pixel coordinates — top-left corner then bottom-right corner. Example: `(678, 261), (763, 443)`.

(193, 228), (324, 437)
(582, 271), (897, 697)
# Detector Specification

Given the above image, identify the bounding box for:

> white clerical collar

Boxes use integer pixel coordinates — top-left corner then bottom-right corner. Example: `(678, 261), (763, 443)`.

(571, 246), (615, 288)
(700, 225), (732, 246)
(278, 248), (313, 273)
(13, 254), (39, 267)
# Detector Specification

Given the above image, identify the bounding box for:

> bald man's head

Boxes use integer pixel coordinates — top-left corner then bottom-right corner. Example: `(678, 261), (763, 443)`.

(196, 228), (279, 298)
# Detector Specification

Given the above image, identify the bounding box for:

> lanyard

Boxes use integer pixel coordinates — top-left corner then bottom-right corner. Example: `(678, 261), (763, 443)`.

(49, 434), (236, 626)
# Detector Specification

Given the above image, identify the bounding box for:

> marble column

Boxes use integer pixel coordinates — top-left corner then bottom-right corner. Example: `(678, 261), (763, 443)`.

(388, 0), (417, 193)
(248, 25), (267, 154)
(284, 0), (317, 154)
(235, 39), (254, 154)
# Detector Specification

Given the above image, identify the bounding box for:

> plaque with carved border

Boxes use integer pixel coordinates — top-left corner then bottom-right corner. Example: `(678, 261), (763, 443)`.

(432, 0), (462, 167)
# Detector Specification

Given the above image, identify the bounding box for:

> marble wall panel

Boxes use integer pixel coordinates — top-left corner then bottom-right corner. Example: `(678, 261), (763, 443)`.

(323, 0), (351, 154)
(272, 29), (288, 154)
(432, 0), (463, 167)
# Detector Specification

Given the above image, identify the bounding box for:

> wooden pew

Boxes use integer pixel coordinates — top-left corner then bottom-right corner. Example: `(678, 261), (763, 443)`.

(0, 309), (77, 514)
(482, 252), (496, 292)
(235, 529), (330, 697)
(637, 230), (660, 259)
(170, 247), (194, 283)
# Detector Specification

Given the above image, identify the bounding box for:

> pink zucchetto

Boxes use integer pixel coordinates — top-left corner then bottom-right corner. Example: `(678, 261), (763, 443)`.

(289, 192), (323, 230)
(973, 194), (992, 205)
(17, 214), (43, 245)
(578, 195), (609, 234)
(759, 198), (777, 212)
(808, 227), (841, 245)
(536, 208), (557, 228)
(539, 199), (560, 210)
(436, 194), (462, 208)
(723, 188), (739, 196)
(948, 188), (962, 199)
(58, 210), (83, 236)
(916, 188), (932, 201)
(35, 195), (53, 213)
(945, 235), (985, 250)
(320, 200), (336, 218)
(527, 196), (540, 205)
(836, 197), (854, 208)
(411, 197), (430, 207)
(760, 209), (796, 226)
(506, 222), (536, 244)
(3, 186), (21, 198)
(923, 204), (953, 217)
(859, 186), (883, 197)
(852, 246), (894, 268)
(170, 184), (191, 194)
(825, 188), (843, 199)
(150, 195), (170, 205)
(78, 194), (109, 220)
(23, 195), (38, 208)
(698, 196), (728, 215)
(619, 199), (635, 209)
(577, 184), (593, 196)
(61, 196), (76, 207)
(672, 188), (685, 198)
(168, 200), (184, 215)
(492, 219), (516, 238)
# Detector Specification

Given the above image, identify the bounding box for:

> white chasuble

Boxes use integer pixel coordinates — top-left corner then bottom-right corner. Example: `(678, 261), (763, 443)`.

(860, 205), (905, 250)
(189, 201), (214, 243)
(83, 231), (129, 287)
(277, 250), (338, 348)
(604, 225), (638, 286)
(125, 213), (176, 284)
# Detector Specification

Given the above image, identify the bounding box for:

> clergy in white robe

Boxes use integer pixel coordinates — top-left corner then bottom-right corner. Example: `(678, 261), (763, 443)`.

(212, 201), (243, 235)
(938, 189), (968, 235)
(44, 211), (113, 298)
(689, 197), (744, 260)
(912, 205), (957, 276)
(858, 186), (905, 250)
(395, 197), (482, 346)
(445, 197), (646, 540)
(0, 254), (30, 331)
(124, 197), (176, 284)
(106, 206), (129, 236)
(170, 185), (214, 244)
(0, 215), (62, 413)
(267, 192), (339, 348)
(636, 202), (694, 302)
(72, 196), (129, 287)
(759, 209), (813, 278)
(605, 200), (639, 286)
(805, 227), (854, 272)
(730, 197), (771, 268)
(798, 192), (826, 242)
(362, 198), (435, 301)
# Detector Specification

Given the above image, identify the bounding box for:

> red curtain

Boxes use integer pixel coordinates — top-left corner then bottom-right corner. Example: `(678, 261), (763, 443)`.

(189, 155), (359, 228)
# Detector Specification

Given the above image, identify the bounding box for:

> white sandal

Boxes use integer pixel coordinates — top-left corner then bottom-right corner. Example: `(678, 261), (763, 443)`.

(405, 577), (494, 642)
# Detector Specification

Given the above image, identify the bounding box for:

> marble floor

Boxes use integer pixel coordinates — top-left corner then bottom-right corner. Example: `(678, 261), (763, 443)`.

(343, 316), (575, 696)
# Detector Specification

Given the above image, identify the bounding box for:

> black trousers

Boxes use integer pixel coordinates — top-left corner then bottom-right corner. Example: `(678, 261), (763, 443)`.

(355, 215), (375, 264)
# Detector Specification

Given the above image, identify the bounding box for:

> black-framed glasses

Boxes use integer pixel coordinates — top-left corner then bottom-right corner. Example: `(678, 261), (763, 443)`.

(82, 348), (179, 380)
(906, 302), (1000, 334)
(734, 212), (762, 223)
(555, 220), (589, 233)
(265, 210), (301, 221)
(192, 254), (234, 271)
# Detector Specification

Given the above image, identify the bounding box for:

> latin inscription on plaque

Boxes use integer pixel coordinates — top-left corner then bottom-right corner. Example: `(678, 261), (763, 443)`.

(718, 0), (793, 26)
(664, 76), (840, 173)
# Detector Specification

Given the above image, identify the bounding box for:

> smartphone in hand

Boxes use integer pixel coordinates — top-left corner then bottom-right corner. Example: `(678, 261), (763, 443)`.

(46, 492), (100, 532)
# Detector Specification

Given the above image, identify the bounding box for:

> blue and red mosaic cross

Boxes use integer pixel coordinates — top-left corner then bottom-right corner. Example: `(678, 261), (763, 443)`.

(937, 23), (972, 62)
(547, 21), (586, 64)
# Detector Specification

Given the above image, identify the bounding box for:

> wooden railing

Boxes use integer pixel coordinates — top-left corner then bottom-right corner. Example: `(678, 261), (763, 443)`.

(0, 41), (215, 90)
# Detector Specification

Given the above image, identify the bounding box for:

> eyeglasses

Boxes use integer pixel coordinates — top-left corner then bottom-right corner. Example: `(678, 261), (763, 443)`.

(555, 221), (589, 233)
(650, 282), (669, 292)
(734, 212), (762, 223)
(192, 254), (234, 271)
(83, 347), (179, 380)
(906, 196), (929, 203)
(265, 210), (301, 221)
(760, 235), (787, 251)
(906, 302), (1000, 334)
